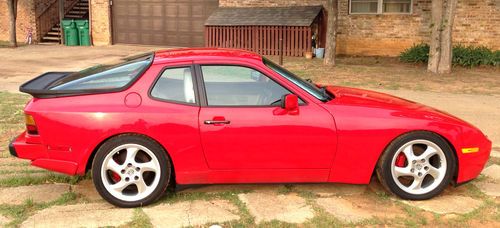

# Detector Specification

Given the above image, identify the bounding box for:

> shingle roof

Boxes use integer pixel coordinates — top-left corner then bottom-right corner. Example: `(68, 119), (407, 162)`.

(205, 6), (323, 26)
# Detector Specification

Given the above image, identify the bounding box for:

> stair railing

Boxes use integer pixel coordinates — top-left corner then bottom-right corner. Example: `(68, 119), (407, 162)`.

(36, 0), (59, 42)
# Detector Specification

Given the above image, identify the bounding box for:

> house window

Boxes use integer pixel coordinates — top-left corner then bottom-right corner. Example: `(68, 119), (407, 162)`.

(350, 0), (412, 14)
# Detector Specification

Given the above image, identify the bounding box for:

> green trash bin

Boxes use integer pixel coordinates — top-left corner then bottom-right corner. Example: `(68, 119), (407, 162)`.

(75, 20), (90, 46)
(62, 19), (79, 46)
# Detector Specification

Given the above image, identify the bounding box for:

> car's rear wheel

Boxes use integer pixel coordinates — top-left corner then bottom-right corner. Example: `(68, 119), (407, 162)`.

(92, 134), (171, 207)
(376, 131), (456, 200)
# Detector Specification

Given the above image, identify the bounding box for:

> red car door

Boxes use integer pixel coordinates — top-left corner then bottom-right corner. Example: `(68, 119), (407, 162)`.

(197, 64), (337, 170)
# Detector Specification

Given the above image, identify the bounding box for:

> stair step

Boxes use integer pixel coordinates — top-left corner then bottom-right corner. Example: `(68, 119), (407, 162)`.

(47, 31), (60, 36)
(76, 3), (88, 6)
(43, 36), (61, 41)
(69, 10), (87, 14)
(38, 42), (60, 45)
(65, 14), (84, 18)
(73, 6), (88, 10)
(51, 27), (60, 31)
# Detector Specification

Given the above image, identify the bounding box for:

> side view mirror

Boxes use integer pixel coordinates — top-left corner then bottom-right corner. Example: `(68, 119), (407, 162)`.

(281, 94), (299, 115)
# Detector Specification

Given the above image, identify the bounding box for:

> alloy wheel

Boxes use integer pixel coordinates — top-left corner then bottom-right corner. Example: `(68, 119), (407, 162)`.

(100, 143), (161, 202)
(390, 139), (447, 195)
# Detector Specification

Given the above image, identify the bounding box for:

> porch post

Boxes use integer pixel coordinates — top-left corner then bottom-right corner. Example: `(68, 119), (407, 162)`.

(59, 0), (64, 44)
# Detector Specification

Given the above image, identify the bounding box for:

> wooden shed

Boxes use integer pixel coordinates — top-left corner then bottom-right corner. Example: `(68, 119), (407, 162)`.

(204, 6), (325, 57)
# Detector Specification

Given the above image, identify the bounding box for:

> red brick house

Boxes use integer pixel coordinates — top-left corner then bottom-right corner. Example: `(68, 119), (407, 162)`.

(1, 0), (498, 56)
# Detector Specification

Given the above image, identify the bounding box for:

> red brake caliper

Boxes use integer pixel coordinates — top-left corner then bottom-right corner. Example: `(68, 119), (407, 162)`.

(395, 152), (407, 167)
(111, 172), (121, 182)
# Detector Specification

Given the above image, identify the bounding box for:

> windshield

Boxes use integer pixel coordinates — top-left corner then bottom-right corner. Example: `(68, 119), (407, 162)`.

(263, 58), (332, 102)
(50, 52), (153, 91)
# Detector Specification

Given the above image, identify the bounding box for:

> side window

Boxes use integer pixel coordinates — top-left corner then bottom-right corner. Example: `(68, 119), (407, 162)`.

(151, 67), (196, 104)
(201, 65), (297, 106)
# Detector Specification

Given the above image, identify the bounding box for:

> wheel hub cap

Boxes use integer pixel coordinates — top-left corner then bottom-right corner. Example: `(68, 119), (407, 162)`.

(390, 139), (447, 195)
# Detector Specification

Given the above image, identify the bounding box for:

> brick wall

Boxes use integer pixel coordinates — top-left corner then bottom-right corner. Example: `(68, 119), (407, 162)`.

(0, 0), (37, 43)
(90, 0), (111, 45)
(221, 0), (500, 56)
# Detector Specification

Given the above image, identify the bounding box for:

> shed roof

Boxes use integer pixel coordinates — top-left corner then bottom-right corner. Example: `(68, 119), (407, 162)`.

(205, 6), (323, 26)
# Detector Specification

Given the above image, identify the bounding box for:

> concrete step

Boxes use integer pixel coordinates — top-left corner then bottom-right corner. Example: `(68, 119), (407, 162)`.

(43, 36), (61, 41)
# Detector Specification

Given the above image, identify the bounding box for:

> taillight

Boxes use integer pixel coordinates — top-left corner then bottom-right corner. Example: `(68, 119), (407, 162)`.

(25, 114), (38, 135)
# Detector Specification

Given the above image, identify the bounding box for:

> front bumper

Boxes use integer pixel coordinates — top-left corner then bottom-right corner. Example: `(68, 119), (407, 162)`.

(10, 132), (78, 175)
(456, 137), (492, 183)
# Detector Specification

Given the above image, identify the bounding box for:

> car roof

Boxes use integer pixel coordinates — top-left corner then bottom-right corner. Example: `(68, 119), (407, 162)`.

(153, 48), (263, 64)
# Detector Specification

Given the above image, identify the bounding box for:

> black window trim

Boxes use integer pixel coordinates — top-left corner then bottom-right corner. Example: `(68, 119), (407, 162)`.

(148, 64), (201, 107)
(196, 63), (308, 108)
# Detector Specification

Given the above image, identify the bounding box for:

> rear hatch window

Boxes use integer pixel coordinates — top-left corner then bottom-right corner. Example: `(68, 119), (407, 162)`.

(50, 53), (153, 91)
(19, 52), (153, 98)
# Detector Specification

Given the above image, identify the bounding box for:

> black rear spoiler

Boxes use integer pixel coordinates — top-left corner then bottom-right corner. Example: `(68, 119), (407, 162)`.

(19, 72), (76, 98)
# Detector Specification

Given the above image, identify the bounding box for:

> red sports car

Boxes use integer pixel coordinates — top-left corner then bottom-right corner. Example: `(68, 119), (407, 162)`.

(10, 48), (491, 207)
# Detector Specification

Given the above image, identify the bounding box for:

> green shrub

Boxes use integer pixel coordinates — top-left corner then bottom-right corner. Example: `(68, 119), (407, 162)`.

(399, 43), (499, 67)
(399, 43), (429, 63)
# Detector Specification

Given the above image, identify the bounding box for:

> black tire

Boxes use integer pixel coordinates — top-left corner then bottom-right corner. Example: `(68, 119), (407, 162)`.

(92, 134), (171, 207)
(376, 131), (456, 200)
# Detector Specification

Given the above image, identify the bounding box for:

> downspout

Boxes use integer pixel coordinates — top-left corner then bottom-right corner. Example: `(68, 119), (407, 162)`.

(58, 0), (65, 44)
(89, 0), (93, 45)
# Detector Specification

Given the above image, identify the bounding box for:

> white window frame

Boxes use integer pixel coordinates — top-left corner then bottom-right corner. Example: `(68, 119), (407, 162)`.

(349, 0), (413, 15)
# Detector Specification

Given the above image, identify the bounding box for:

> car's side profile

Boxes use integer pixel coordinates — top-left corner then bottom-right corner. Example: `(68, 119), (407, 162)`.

(10, 48), (491, 207)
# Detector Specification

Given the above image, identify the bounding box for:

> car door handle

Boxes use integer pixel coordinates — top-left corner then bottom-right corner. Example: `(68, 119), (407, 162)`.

(204, 120), (231, 125)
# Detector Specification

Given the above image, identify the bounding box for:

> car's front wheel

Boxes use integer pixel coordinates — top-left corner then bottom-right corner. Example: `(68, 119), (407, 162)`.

(376, 131), (456, 200)
(92, 134), (171, 207)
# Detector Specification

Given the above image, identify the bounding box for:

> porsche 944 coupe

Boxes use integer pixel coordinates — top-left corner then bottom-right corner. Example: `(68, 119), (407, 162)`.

(10, 48), (491, 207)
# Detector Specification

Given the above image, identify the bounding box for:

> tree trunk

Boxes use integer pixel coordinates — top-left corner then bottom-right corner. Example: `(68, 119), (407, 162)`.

(427, 0), (457, 74)
(7, 0), (18, 47)
(437, 0), (457, 74)
(324, 0), (338, 66)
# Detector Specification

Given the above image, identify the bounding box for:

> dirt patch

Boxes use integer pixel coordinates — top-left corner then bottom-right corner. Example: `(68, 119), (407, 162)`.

(400, 195), (482, 214)
(316, 195), (404, 223)
(238, 192), (314, 224)
(0, 184), (69, 204)
(143, 200), (240, 228)
(0, 214), (10, 226)
(21, 203), (133, 228)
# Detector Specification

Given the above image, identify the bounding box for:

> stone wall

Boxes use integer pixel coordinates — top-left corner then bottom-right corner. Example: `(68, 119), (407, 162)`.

(221, 0), (500, 56)
(90, 0), (111, 45)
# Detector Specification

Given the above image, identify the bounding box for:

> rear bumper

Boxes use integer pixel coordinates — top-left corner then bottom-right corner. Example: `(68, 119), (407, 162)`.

(10, 132), (78, 175)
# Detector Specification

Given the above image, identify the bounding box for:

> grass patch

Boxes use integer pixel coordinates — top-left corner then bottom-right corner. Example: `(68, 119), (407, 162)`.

(0, 92), (30, 158)
(0, 191), (78, 227)
(0, 173), (81, 187)
(120, 208), (153, 228)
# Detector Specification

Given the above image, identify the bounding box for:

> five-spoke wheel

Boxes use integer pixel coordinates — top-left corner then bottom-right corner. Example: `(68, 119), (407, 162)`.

(92, 135), (171, 207)
(377, 131), (455, 200)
